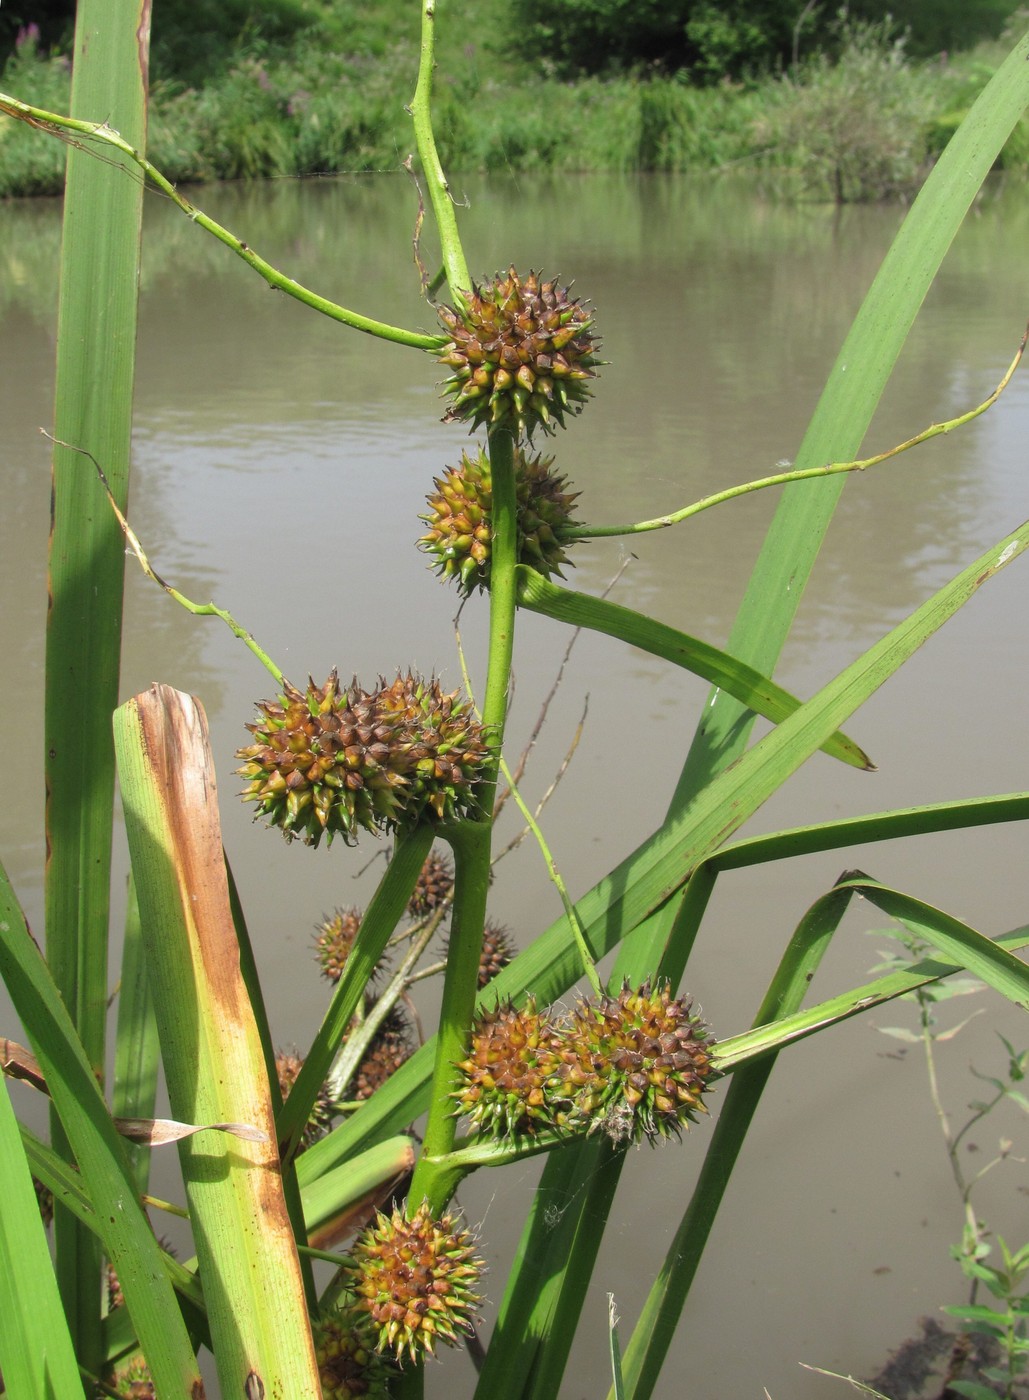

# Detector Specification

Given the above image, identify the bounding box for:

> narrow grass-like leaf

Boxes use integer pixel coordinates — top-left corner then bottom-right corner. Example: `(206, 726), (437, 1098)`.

(301, 518), (1029, 1183)
(44, 0), (152, 1360)
(0, 859), (204, 1396)
(515, 567), (873, 769)
(0, 1076), (81, 1399)
(276, 826), (434, 1164)
(839, 878), (1029, 1009)
(675, 22), (1029, 802)
(619, 911), (1029, 1400)
(112, 876), (159, 1196)
(114, 685), (321, 1397)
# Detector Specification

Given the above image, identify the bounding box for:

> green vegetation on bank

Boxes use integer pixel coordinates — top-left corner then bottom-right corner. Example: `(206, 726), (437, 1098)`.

(1, 2), (1027, 200)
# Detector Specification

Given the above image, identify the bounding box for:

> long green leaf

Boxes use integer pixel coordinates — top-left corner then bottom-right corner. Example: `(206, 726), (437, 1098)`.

(675, 21), (1029, 801)
(112, 876), (159, 1196)
(0, 859), (203, 1396)
(114, 685), (322, 1397)
(302, 518), (1029, 1187)
(515, 567), (872, 769)
(44, 0), (151, 1361)
(0, 1076), (82, 1398)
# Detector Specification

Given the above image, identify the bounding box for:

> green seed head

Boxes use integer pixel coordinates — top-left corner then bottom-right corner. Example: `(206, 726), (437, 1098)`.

(342, 1201), (484, 1365)
(419, 446), (579, 595)
(548, 979), (714, 1145)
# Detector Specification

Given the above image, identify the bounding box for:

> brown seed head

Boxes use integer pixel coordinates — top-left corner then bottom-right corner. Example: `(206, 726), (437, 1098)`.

(437, 268), (599, 437)
(237, 670), (493, 846)
(452, 997), (560, 1137)
(419, 446), (580, 594)
(548, 979), (714, 1144)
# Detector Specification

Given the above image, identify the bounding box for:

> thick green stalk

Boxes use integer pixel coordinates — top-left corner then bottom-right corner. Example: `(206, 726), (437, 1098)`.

(410, 0), (472, 302)
(44, 0), (150, 1371)
(409, 426), (519, 1208)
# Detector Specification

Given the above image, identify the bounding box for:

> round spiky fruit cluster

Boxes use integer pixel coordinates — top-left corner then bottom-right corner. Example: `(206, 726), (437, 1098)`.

(452, 998), (559, 1137)
(276, 1049), (338, 1150)
(549, 980), (714, 1145)
(407, 847), (454, 919)
(237, 670), (492, 847)
(99, 1355), (154, 1399)
(475, 918), (516, 989)
(343, 1201), (483, 1365)
(437, 267), (599, 437)
(419, 447), (579, 595)
(351, 1006), (414, 1102)
(315, 906), (366, 983)
(313, 1313), (393, 1398)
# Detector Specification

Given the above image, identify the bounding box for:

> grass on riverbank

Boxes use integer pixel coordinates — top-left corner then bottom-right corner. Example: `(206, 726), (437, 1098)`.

(1, 10), (1027, 200)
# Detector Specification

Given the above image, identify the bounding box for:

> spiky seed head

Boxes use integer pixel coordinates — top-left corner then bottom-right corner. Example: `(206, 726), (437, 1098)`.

(343, 1200), (484, 1365)
(548, 979), (714, 1145)
(407, 847), (454, 918)
(313, 1312), (393, 1398)
(437, 267), (600, 437)
(351, 1006), (414, 1101)
(315, 906), (385, 985)
(276, 1049), (339, 1150)
(237, 670), (493, 847)
(476, 918), (516, 988)
(452, 997), (560, 1137)
(419, 446), (580, 595)
(34, 1175), (53, 1228)
(100, 1355), (154, 1398)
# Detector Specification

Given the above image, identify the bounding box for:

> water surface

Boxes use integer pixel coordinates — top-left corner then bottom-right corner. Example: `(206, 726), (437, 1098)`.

(2, 172), (1028, 1399)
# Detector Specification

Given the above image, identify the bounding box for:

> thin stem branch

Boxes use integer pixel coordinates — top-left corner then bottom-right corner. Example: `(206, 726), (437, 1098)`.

(52, 433), (286, 685)
(496, 753), (601, 995)
(0, 93), (445, 351)
(565, 322), (1028, 540)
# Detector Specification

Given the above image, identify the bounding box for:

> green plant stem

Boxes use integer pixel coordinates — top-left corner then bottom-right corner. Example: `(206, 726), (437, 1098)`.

(565, 320), (1027, 541)
(407, 427), (519, 1211)
(56, 433), (288, 683)
(0, 93), (445, 350)
(410, 0), (472, 304)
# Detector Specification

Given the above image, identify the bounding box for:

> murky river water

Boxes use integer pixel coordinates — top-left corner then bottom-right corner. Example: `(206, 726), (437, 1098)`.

(2, 172), (1028, 1398)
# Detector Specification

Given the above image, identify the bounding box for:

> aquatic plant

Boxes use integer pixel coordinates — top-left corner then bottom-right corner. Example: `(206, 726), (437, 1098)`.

(1, 6), (1029, 1400)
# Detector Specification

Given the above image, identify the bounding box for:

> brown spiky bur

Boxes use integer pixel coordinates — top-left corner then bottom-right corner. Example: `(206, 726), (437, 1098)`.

(276, 1049), (339, 1150)
(407, 847), (454, 919)
(313, 1313), (394, 1398)
(237, 670), (493, 847)
(548, 979), (714, 1146)
(315, 906), (388, 985)
(419, 446), (580, 595)
(476, 918), (516, 988)
(350, 1005), (415, 1101)
(452, 997), (560, 1137)
(437, 267), (600, 437)
(343, 1201), (484, 1365)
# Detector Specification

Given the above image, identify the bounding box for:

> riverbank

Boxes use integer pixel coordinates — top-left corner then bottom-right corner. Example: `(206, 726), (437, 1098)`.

(1, 15), (1026, 201)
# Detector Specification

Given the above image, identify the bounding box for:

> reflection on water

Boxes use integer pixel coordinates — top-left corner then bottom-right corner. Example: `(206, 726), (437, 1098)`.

(2, 173), (1028, 1399)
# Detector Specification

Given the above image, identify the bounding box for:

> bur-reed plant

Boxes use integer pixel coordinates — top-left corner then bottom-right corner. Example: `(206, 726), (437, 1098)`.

(2, 4), (1029, 1399)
